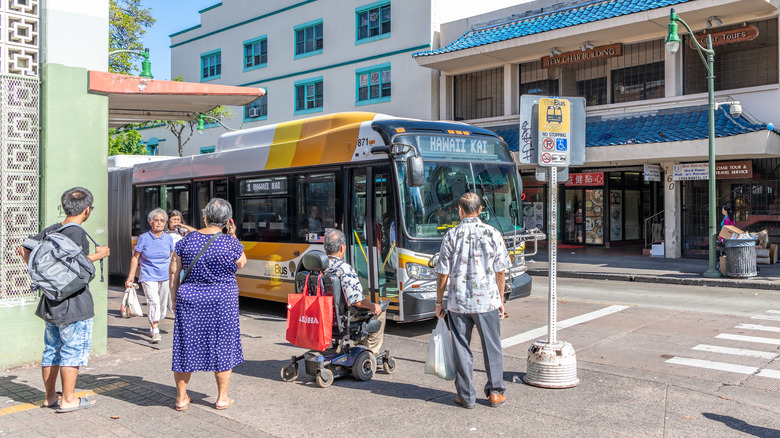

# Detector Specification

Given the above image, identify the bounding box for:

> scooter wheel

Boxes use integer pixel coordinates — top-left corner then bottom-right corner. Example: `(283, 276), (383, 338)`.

(352, 350), (376, 381)
(382, 356), (397, 374)
(281, 363), (298, 382)
(316, 368), (334, 388)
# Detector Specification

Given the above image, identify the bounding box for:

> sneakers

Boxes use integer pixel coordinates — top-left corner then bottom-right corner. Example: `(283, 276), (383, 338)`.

(150, 329), (161, 344)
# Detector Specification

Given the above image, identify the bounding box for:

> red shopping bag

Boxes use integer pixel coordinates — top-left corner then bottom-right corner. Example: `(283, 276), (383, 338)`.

(286, 273), (333, 351)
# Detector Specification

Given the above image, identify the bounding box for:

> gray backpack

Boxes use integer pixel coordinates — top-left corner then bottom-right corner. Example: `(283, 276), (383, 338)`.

(24, 223), (98, 302)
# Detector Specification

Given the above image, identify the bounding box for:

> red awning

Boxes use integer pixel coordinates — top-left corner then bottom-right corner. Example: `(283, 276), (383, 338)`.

(88, 71), (265, 128)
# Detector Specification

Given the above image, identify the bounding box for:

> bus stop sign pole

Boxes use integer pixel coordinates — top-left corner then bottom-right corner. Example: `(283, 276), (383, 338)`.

(524, 98), (580, 389)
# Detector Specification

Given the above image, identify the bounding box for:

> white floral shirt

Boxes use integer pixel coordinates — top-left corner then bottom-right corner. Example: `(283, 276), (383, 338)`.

(325, 256), (364, 306)
(436, 217), (510, 313)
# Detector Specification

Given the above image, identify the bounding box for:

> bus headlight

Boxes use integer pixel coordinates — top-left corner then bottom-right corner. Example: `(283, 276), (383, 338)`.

(406, 263), (437, 280)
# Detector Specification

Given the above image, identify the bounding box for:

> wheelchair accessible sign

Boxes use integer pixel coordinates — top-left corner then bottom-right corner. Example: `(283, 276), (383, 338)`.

(537, 98), (571, 167)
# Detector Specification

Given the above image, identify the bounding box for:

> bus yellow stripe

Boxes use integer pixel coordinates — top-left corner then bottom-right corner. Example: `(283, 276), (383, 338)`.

(266, 120), (303, 169)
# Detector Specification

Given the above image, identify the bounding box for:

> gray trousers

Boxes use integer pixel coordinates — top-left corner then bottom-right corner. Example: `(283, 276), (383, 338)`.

(447, 310), (505, 405)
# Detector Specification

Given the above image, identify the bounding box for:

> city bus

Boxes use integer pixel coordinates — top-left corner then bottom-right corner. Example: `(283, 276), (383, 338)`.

(112, 112), (541, 322)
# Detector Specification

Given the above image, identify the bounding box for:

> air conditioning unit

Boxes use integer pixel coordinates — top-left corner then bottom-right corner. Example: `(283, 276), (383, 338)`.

(248, 107), (260, 118)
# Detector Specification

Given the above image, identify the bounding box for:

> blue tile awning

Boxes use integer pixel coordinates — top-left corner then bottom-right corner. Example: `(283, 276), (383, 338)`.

(488, 105), (776, 152)
(413, 0), (692, 57)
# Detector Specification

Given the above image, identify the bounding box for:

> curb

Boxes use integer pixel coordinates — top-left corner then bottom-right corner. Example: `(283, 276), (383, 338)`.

(527, 269), (780, 291)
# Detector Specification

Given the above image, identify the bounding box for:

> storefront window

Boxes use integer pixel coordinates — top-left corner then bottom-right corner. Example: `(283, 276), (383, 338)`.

(684, 19), (778, 94)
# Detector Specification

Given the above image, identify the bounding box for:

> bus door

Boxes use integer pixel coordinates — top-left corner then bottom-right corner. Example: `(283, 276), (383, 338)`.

(348, 165), (398, 306)
(194, 178), (229, 226)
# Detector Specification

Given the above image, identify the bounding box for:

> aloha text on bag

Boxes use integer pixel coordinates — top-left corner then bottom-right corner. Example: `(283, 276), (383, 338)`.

(286, 273), (333, 351)
(23, 223), (100, 302)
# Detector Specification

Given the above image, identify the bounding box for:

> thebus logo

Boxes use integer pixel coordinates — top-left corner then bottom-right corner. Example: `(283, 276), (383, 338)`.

(299, 316), (319, 324)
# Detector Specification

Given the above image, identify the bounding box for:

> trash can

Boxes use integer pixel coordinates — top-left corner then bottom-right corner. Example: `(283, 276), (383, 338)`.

(724, 238), (757, 278)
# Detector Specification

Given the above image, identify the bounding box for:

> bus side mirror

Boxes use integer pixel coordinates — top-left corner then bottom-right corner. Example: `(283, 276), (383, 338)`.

(428, 252), (439, 268)
(408, 155), (424, 187)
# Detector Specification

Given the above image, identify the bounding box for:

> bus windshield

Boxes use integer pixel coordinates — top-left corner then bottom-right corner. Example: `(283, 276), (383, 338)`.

(397, 160), (522, 238)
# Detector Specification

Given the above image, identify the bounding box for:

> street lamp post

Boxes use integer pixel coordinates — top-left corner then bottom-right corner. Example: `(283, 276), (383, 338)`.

(665, 8), (721, 278)
(197, 114), (240, 133)
(108, 48), (153, 79)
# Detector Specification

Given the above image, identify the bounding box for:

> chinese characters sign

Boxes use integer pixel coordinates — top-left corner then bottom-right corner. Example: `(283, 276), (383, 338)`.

(565, 172), (604, 186)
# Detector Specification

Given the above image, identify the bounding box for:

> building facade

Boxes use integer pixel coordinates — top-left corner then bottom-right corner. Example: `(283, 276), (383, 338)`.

(414, 0), (780, 258)
(141, 0), (526, 156)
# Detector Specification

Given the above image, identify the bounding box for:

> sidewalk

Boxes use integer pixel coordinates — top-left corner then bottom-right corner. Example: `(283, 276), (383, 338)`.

(526, 246), (780, 291)
(1, 289), (779, 436)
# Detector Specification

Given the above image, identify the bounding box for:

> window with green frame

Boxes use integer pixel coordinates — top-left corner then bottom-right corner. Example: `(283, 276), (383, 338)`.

(244, 93), (268, 120)
(244, 37), (267, 70)
(201, 50), (221, 80)
(356, 2), (390, 42)
(295, 78), (323, 114)
(356, 64), (390, 105)
(294, 21), (323, 57)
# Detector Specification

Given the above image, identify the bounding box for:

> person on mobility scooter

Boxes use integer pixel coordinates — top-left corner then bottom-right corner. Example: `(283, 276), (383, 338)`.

(281, 229), (396, 388)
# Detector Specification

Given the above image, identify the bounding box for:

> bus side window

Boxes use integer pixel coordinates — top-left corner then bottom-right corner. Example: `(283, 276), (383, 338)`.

(296, 173), (337, 243)
(237, 176), (291, 243)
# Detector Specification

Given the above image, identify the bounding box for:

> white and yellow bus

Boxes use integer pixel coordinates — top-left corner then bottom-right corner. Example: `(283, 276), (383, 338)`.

(111, 112), (539, 322)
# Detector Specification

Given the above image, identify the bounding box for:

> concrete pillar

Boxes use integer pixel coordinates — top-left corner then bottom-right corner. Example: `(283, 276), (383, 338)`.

(504, 63), (518, 116)
(664, 47), (683, 97)
(439, 73), (452, 120)
(662, 162), (681, 258)
(40, 0), (110, 356)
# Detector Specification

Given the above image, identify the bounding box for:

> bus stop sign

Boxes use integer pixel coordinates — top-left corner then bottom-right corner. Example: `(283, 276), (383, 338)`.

(538, 98), (571, 167)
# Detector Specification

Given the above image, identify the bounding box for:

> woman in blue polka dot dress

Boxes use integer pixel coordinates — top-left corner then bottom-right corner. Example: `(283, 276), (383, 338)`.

(169, 198), (247, 411)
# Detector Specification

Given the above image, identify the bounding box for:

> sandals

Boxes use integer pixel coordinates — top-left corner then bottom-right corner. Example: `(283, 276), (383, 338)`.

(55, 397), (96, 414)
(175, 396), (191, 411)
(41, 391), (62, 409)
(215, 399), (233, 410)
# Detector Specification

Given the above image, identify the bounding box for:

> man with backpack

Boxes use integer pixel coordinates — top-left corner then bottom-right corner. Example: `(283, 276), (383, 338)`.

(17, 187), (110, 413)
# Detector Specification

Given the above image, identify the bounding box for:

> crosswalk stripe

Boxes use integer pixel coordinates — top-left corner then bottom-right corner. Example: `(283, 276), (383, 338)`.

(757, 369), (780, 379)
(766, 310), (780, 314)
(751, 315), (780, 322)
(691, 344), (778, 359)
(501, 305), (630, 348)
(715, 333), (780, 345)
(735, 323), (780, 333)
(665, 357), (757, 374)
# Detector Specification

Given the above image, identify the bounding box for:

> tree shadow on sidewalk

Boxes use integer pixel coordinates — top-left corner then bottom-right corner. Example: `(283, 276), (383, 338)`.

(702, 413), (780, 437)
(73, 372), (209, 409)
(0, 375), (45, 404)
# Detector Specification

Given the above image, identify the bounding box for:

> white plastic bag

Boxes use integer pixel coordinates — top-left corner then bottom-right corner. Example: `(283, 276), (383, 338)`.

(121, 286), (143, 318)
(424, 318), (455, 381)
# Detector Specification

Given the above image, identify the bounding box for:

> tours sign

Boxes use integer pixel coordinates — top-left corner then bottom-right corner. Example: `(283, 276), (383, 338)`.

(690, 25), (759, 49)
(538, 98), (571, 167)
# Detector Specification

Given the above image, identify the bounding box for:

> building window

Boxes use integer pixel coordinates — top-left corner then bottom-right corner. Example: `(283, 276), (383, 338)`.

(295, 77), (323, 114)
(453, 67), (504, 121)
(201, 50), (221, 81)
(244, 36), (267, 71)
(684, 19), (778, 94)
(611, 61), (664, 103)
(146, 144), (158, 155)
(356, 64), (390, 105)
(356, 2), (390, 43)
(577, 77), (607, 106)
(294, 20), (323, 58)
(244, 93), (268, 121)
(520, 79), (559, 96)
(200, 146), (216, 154)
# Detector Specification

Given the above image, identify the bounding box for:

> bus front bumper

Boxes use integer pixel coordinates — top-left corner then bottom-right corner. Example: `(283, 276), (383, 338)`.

(399, 272), (532, 322)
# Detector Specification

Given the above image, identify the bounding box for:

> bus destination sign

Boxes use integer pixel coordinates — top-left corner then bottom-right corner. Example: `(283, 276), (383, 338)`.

(241, 177), (288, 196)
(404, 135), (510, 161)
(537, 98), (571, 167)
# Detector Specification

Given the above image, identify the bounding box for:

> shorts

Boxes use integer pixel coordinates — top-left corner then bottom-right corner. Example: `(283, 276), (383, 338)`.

(41, 318), (93, 367)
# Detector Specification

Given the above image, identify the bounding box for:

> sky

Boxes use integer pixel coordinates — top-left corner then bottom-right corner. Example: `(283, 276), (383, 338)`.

(142, 0), (218, 81)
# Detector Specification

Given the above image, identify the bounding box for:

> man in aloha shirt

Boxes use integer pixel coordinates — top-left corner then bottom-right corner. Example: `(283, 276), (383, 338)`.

(323, 229), (386, 355)
(435, 192), (510, 409)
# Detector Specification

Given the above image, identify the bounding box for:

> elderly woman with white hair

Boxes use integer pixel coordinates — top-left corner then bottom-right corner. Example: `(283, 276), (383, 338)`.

(169, 198), (247, 411)
(126, 208), (175, 344)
